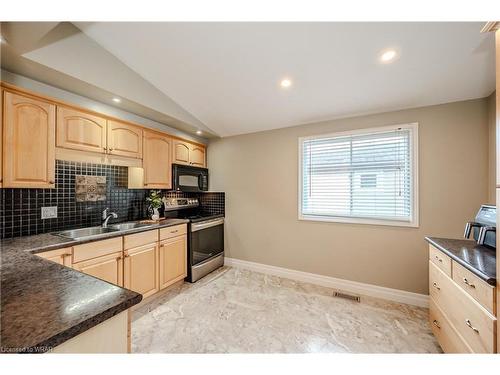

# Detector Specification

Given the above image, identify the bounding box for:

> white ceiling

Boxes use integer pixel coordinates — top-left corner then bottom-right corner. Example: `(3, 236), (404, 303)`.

(72, 23), (495, 136)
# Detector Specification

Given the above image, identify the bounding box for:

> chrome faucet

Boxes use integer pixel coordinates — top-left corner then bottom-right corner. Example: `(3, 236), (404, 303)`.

(102, 208), (118, 228)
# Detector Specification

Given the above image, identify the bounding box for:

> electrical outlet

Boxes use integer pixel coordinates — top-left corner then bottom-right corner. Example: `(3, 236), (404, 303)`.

(41, 206), (58, 219)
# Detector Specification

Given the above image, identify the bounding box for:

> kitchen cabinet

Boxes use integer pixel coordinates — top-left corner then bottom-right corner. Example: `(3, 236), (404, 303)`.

(143, 130), (172, 189)
(35, 247), (72, 267)
(124, 243), (159, 298)
(107, 120), (143, 159)
(159, 232), (187, 290)
(3, 91), (56, 188)
(0, 89), (3, 188)
(428, 245), (497, 353)
(57, 106), (107, 153)
(173, 140), (206, 167)
(73, 251), (124, 287)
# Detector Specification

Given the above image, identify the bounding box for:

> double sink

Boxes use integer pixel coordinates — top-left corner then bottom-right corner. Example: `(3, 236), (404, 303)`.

(54, 222), (156, 240)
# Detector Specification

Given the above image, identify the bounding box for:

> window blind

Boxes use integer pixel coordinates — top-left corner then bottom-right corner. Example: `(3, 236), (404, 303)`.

(300, 126), (415, 224)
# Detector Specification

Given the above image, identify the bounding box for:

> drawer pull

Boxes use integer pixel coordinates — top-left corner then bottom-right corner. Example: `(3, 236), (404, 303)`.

(465, 319), (479, 333)
(434, 255), (442, 263)
(171, 230), (178, 233)
(432, 319), (441, 329)
(462, 277), (475, 288)
(432, 282), (441, 290)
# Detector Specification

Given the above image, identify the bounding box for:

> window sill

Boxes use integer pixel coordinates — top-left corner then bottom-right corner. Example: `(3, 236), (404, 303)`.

(298, 214), (419, 228)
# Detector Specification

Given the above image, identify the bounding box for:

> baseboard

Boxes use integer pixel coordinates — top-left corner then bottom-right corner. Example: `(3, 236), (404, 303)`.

(224, 257), (429, 308)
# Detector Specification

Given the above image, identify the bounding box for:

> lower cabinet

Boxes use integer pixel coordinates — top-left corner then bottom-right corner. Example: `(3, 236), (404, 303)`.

(35, 247), (72, 267)
(73, 252), (124, 287)
(123, 243), (159, 298)
(159, 234), (187, 290)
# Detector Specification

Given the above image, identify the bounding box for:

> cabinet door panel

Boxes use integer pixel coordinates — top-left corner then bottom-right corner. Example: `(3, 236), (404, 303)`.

(73, 252), (123, 286)
(143, 130), (171, 189)
(57, 107), (107, 153)
(190, 145), (206, 167)
(124, 244), (159, 298)
(3, 91), (56, 188)
(107, 120), (143, 158)
(159, 235), (187, 289)
(173, 140), (190, 165)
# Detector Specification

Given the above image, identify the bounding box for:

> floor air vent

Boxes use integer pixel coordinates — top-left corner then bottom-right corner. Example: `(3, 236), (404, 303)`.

(333, 291), (361, 302)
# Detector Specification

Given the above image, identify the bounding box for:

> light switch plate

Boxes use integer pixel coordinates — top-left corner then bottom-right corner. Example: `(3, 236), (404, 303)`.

(41, 206), (58, 219)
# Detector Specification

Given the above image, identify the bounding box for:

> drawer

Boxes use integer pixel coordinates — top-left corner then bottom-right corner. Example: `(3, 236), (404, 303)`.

(124, 229), (158, 250)
(452, 261), (496, 315)
(73, 237), (123, 263)
(429, 245), (452, 277)
(429, 261), (496, 353)
(36, 247), (73, 267)
(160, 224), (187, 240)
(429, 297), (472, 353)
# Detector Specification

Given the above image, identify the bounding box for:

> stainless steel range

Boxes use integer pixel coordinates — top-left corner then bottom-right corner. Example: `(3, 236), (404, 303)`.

(163, 197), (224, 282)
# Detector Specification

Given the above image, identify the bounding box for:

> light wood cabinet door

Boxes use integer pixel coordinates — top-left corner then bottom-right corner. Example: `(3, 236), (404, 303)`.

(36, 247), (72, 267)
(190, 144), (206, 167)
(3, 91), (56, 188)
(159, 235), (187, 290)
(73, 252), (124, 287)
(0, 89), (3, 188)
(124, 243), (159, 298)
(107, 120), (143, 159)
(172, 140), (206, 167)
(173, 140), (190, 165)
(143, 130), (172, 189)
(57, 106), (107, 153)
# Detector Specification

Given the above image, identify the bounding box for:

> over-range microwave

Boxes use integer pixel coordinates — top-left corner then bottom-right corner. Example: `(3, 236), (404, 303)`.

(172, 164), (209, 192)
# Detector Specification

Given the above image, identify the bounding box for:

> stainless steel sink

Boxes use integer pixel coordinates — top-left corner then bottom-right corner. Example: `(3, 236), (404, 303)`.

(54, 226), (119, 240)
(109, 222), (154, 231)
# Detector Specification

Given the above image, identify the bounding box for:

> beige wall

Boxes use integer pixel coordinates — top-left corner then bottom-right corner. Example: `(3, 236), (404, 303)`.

(208, 98), (491, 295)
(488, 91), (497, 203)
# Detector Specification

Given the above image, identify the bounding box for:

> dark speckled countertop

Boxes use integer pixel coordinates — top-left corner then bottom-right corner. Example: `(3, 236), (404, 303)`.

(0, 218), (189, 353)
(425, 237), (496, 285)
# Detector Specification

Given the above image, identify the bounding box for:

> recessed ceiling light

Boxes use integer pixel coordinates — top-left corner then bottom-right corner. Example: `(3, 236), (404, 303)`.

(380, 49), (397, 63)
(112, 97), (121, 103)
(280, 78), (292, 88)
(196, 130), (202, 135)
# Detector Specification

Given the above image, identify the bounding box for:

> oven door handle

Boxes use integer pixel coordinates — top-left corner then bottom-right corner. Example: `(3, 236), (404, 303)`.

(191, 218), (224, 232)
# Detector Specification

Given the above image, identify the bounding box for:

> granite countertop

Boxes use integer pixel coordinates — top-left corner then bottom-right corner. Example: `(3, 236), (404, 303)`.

(425, 237), (496, 285)
(0, 218), (189, 353)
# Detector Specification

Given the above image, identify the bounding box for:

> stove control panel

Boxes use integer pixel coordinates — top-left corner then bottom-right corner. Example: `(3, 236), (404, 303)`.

(162, 197), (199, 211)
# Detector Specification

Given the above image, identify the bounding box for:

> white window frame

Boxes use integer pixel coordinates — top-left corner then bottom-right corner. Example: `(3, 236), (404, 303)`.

(298, 123), (419, 228)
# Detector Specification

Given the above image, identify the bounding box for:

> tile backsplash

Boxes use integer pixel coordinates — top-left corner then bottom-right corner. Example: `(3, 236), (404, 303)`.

(0, 160), (224, 239)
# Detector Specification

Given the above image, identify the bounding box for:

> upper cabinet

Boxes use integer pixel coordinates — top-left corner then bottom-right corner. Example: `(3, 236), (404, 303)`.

(173, 140), (206, 167)
(143, 130), (172, 189)
(3, 91), (56, 188)
(107, 120), (143, 159)
(57, 107), (107, 153)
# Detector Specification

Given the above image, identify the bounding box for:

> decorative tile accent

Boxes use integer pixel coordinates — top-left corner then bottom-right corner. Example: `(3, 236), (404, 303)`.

(75, 175), (107, 202)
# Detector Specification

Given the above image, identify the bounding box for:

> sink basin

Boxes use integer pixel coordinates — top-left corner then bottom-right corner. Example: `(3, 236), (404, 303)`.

(55, 226), (119, 240)
(109, 222), (154, 231)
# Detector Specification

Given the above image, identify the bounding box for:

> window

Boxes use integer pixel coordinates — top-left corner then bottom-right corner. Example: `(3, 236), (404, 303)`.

(298, 123), (418, 227)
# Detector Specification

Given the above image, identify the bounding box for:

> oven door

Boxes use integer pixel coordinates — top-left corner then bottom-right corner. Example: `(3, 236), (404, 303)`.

(189, 218), (224, 266)
(172, 164), (208, 192)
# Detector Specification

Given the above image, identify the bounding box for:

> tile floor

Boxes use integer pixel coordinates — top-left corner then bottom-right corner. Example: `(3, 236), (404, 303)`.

(131, 266), (441, 353)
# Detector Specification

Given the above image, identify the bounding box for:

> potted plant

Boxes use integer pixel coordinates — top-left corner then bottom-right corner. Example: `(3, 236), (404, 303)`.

(146, 190), (163, 220)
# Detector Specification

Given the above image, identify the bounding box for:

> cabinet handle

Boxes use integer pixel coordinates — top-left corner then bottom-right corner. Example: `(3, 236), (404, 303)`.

(465, 319), (479, 333)
(462, 277), (475, 288)
(432, 282), (440, 290)
(49, 180), (55, 184)
(434, 255), (442, 263)
(432, 320), (441, 329)
(171, 230), (178, 233)
(109, 147), (114, 151)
